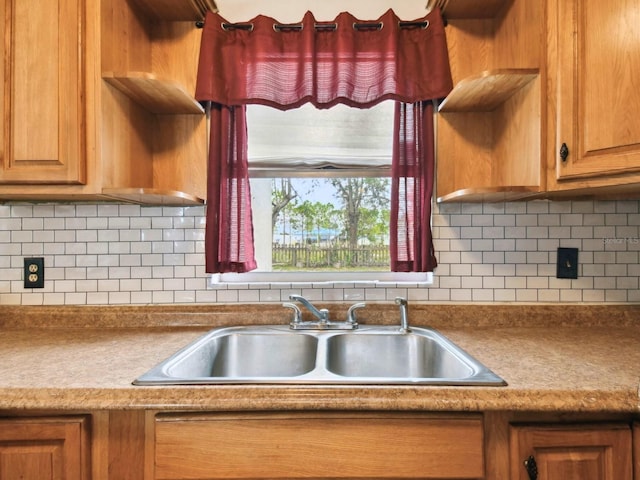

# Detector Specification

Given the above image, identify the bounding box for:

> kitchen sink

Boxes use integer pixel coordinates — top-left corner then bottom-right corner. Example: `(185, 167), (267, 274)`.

(134, 325), (505, 386)
(165, 330), (318, 378)
(325, 332), (475, 379)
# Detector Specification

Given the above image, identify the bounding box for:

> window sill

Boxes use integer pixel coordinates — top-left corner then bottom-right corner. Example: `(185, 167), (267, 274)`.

(209, 271), (433, 287)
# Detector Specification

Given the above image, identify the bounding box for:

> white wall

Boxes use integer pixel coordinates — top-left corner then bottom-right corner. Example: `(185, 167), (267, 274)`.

(214, 0), (429, 22)
(1, 200), (639, 305)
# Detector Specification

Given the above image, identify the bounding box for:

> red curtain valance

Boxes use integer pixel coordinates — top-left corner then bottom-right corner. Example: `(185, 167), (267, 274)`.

(196, 8), (452, 109)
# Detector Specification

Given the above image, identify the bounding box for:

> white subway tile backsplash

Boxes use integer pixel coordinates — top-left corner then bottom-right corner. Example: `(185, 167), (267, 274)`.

(88, 243), (109, 255)
(131, 242), (152, 254)
(77, 280), (98, 292)
(606, 214), (629, 225)
(505, 226), (527, 238)
(472, 289), (494, 302)
(22, 293), (44, 305)
(1, 200), (640, 305)
(97, 205), (119, 217)
(482, 203), (505, 214)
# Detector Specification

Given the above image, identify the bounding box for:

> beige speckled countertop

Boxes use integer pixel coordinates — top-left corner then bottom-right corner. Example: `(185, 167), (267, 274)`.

(0, 304), (639, 413)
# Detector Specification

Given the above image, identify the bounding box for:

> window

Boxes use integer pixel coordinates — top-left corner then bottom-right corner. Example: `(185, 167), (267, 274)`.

(196, 8), (450, 279)
(215, 102), (433, 284)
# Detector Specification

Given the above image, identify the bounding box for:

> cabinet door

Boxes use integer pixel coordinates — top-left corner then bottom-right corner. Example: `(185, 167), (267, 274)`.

(0, 416), (89, 480)
(510, 423), (632, 480)
(0, 0), (86, 184)
(554, 0), (640, 180)
(634, 423), (639, 480)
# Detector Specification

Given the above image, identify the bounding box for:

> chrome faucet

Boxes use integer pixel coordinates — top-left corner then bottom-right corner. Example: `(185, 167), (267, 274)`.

(347, 302), (366, 326)
(283, 295), (362, 330)
(395, 297), (410, 333)
(288, 295), (329, 323)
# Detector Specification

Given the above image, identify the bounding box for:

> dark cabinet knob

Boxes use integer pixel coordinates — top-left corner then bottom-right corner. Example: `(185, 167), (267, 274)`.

(560, 142), (569, 162)
(524, 455), (538, 480)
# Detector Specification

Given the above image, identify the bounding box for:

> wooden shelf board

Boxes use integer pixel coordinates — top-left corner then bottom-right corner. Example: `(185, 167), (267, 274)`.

(127, 0), (217, 21)
(0, 194), (113, 203)
(102, 188), (205, 206)
(437, 186), (541, 203)
(428, 0), (507, 19)
(438, 69), (538, 112)
(103, 72), (205, 115)
(445, 0), (507, 19)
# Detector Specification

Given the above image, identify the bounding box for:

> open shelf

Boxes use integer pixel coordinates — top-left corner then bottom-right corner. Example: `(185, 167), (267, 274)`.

(436, 73), (542, 203)
(436, 186), (540, 203)
(102, 188), (205, 206)
(438, 69), (539, 112)
(127, 0), (217, 21)
(103, 72), (205, 115)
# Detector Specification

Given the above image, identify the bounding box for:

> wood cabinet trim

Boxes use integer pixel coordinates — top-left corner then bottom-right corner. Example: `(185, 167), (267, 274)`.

(127, 0), (218, 21)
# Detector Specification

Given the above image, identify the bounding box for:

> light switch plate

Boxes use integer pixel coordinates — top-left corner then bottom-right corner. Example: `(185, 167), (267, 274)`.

(556, 247), (578, 279)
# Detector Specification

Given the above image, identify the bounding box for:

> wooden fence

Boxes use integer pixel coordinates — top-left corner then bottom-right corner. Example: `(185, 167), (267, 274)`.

(272, 244), (389, 269)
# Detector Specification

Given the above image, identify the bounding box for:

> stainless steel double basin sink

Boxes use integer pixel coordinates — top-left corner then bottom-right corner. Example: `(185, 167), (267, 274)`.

(134, 325), (506, 386)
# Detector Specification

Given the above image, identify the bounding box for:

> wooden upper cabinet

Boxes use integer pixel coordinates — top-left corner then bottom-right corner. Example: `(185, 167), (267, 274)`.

(0, 0), (208, 203)
(510, 423), (633, 480)
(0, 0), (87, 184)
(553, 0), (640, 182)
(0, 416), (89, 480)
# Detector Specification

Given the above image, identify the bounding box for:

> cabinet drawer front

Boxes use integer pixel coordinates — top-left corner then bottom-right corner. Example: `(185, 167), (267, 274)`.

(154, 413), (484, 480)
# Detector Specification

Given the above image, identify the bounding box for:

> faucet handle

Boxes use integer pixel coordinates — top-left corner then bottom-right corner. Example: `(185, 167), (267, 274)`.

(347, 302), (365, 326)
(318, 308), (330, 323)
(282, 302), (302, 325)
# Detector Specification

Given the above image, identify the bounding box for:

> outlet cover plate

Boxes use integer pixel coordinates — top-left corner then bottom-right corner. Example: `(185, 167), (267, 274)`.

(557, 247), (578, 279)
(24, 257), (45, 288)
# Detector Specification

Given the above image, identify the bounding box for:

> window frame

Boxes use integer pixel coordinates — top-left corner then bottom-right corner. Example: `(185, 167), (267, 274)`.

(212, 103), (434, 286)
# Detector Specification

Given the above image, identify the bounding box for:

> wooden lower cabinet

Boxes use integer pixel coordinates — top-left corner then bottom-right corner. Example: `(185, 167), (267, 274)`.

(0, 416), (89, 480)
(153, 412), (485, 480)
(2, 411), (635, 480)
(509, 423), (633, 480)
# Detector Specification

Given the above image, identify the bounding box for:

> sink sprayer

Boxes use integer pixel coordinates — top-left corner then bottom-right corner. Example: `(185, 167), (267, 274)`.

(395, 297), (410, 333)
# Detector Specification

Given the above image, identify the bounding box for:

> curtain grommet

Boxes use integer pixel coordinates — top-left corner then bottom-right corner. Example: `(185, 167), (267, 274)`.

(273, 23), (304, 32)
(399, 20), (429, 30)
(221, 22), (254, 32)
(353, 22), (383, 31)
(314, 22), (337, 32)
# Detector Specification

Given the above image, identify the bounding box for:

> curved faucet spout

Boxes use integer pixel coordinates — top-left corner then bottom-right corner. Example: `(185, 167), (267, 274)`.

(347, 302), (366, 325)
(289, 295), (329, 322)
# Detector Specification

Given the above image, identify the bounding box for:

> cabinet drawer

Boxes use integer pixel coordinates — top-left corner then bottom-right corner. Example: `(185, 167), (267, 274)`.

(154, 412), (484, 480)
